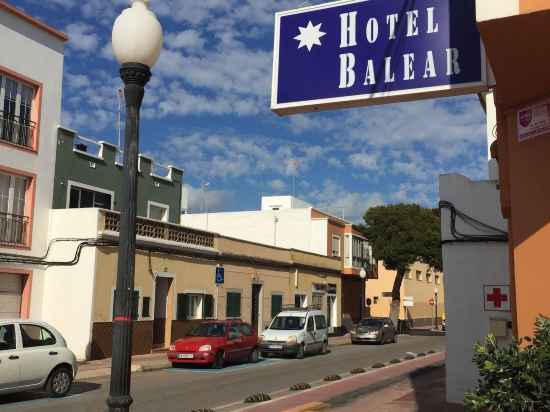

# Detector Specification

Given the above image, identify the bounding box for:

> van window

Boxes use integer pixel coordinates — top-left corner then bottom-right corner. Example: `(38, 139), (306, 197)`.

(307, 317), (315, 332)
(315, 315), (327, 330)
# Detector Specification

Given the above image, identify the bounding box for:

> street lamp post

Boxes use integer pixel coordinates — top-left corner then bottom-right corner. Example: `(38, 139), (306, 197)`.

(434, 287), (439, 330)
(359, 268), (367, 321)
(107, 1), (162, 411)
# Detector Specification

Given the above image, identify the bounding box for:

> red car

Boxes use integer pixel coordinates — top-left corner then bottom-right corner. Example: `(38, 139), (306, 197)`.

(168, 320), (259, 369)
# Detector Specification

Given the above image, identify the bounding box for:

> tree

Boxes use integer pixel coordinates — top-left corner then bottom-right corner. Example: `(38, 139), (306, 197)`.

(363, 204), (442, 326)
(465, 317), (550, 411)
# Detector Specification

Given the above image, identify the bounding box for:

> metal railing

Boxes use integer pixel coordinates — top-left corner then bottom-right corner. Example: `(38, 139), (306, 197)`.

(0, 212), (29, 246)
(0, 110), (36, 149)
(103, 211), (215, 249)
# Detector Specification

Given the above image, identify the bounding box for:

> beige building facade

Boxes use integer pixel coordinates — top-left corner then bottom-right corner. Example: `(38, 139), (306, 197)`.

(367, 262), (445, 327)
(43, 208), (342, 360)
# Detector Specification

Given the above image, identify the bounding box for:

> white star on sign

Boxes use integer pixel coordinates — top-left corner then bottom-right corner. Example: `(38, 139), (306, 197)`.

(294, 21), (326, 52)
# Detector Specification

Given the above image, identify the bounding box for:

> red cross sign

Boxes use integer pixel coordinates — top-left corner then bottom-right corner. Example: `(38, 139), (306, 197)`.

(484, 285), (511, 312)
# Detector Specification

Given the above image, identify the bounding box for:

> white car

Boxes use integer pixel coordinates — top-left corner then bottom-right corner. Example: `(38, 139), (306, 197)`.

(258, 307), (328, 359)
(0, 320), (78, 397)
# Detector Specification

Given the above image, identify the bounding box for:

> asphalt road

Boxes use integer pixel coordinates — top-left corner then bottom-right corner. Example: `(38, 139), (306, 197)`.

(0, 335), (446, 412)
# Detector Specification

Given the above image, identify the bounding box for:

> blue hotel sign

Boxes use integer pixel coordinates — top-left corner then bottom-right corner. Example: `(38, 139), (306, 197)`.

(271, 0), (487, 115)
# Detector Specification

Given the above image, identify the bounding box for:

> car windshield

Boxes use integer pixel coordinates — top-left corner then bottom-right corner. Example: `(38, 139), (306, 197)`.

(188, 323), (226, 337)
(359, 319), (384, 327)
(269, 316), (306, 330)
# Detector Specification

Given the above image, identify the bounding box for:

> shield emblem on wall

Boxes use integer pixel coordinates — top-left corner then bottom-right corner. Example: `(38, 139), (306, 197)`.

(519, 109), (533, 128)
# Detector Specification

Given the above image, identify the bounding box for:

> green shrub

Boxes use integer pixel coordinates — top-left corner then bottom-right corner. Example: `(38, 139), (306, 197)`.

(465, 317), (550, 412)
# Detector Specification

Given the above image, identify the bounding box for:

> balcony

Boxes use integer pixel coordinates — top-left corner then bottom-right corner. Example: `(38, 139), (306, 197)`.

(103, 211), (215, 249)
(0, 212), (29, 246)
(0, 110), (36, 149)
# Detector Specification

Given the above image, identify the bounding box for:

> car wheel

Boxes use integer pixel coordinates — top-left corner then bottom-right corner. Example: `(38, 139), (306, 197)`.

(248, 348), (259, 363)
(46, 366), (73, 398)
(320, 341), (328, 355)
(212, 352), (225, 369)
(296, 344), (305, 359)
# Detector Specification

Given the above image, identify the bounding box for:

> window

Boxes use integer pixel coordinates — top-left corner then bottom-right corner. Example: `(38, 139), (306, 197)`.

(314, 315), (327, 330)
(148, 202), (169, 222)
(426, 273), (432, 283)
(307, 316), (315, 332)
(0, 74), (37, 148)
(382, 292), (393, 298)
(226, 292), (241, 318)
(332, 235), (341, 257)
(373, 296), (379, 304)
(312, 293), (323, 309)
(228, 325), (242, 340)
(271, 294), (283, 318)
(0, 172), (29, 245)
(435, 275), (441, 285)
(416, 270), (423, 281)
(69, 184), (112, 209)
(0, 324), (16, 351)
(112, 290), (139, 320)
(352, 236), (370, 268)
(142, 297), (151, 318)
(20, 324), (56, 348)
(238, 323), (254, 336)
(294, 294), (307, 308)
(177, 294), (215, 320)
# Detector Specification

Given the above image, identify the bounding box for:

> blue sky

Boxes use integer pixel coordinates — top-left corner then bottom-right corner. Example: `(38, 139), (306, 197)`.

(16, 0), (488, 222)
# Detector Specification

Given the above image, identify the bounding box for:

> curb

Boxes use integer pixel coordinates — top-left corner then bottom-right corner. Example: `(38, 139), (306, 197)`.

(77, 361), (171, 380)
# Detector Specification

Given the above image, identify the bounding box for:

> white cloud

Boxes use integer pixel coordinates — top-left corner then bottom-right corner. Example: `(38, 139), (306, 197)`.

(183, 184), (234, 213)
(165, 30), (206, 51)
(269, 179), (287, 192)
(350, 152), (379, 171)
(65, 23), (99, 53)
(308, 179), (385, 223)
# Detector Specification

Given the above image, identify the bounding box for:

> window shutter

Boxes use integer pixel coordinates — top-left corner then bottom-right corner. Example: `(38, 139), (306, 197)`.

(177, 294), (190, 320)
(203, 295), (214, 318)
(271, 295), (283, 318)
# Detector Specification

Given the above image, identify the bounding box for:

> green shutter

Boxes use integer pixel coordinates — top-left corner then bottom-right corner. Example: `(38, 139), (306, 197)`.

(271, 295), (283, 318)
(203, 295), (214, 318)
(177, 294), (190, 320)
(226, 292), (241, 318)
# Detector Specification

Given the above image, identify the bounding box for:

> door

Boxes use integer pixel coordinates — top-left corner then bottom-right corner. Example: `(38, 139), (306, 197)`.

(304, 315), (316, 352)
(251, 284), (262, 333)
(18, 323), (58, 386)
(153, 277), (172, 348)
(326, 296), (336, 331)
(226, 324), (244, 361)
(0, 323), (20, 389)
(238, 323), (256, 359)
(0, 274), (23, 319)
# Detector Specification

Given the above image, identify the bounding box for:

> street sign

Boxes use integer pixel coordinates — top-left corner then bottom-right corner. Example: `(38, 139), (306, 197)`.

(484, 285), (511, 312)
(403, 296), (414, 307)
(272, 0), (487, 115)
(215, 266), (225, 285)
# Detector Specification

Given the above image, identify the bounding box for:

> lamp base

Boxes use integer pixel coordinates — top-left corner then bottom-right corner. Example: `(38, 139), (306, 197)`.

(120, 63), (151, 87)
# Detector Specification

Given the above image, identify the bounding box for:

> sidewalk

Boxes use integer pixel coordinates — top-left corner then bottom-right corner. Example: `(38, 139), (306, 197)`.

(76, 335), (352, 380)
(241, 353), (462, 412)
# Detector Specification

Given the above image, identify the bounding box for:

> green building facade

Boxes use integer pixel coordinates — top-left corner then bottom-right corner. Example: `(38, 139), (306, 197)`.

(52, 126), (183, 224)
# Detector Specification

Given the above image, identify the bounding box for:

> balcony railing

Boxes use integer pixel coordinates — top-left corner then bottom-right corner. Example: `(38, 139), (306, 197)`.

(103, 211), (215, 249)
(0, 212), (29, 246)
(0, 110), (36, 149)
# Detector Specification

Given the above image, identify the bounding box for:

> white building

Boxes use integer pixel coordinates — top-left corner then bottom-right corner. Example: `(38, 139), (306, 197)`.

(0, 3), (66, 320)
(181, 195), (374, 323)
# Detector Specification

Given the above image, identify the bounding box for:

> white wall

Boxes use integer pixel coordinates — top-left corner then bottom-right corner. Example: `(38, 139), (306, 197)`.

(476, 0), (519, 22)
(181, 208), (320, 253)
(440, 174), (511, 404)
(0, 9), (65, 259)
(41, 209), (100, 360)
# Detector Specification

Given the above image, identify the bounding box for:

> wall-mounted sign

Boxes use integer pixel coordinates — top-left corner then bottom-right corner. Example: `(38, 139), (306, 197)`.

(517, 98), (550, 142)
(272, 0), (487, 115)
(483, 285), (511, 312)
(215, 265), (225, 285)
(403, 296), (414, 307)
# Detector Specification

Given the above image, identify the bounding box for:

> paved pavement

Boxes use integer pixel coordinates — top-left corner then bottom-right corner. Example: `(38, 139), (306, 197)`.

(0, 335), (446, 412)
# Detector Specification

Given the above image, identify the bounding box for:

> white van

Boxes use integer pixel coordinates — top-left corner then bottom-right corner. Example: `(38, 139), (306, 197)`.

(258, 307), (328, 359)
